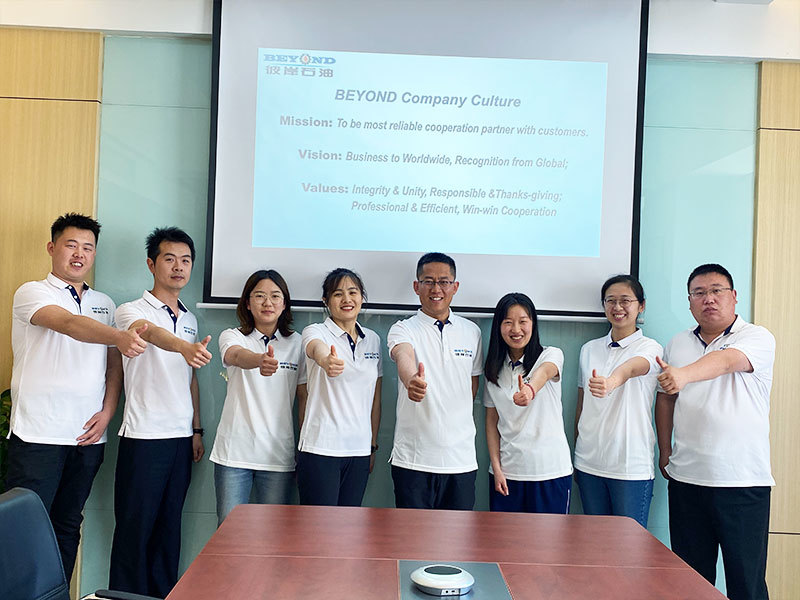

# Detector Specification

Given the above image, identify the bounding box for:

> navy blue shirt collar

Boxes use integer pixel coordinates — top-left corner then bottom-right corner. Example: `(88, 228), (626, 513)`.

(693, 316), (737, 348)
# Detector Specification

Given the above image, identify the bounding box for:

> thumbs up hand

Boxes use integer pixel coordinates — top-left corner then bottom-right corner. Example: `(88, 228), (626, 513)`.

(588, 368), (617, 398)
(259, 344), (279, 376)
(182, 335), (212, 368)
(118, 322), (148, 358)
(322, 344), (345, 377)
(512, 374), (534, 406)
(656, 356), (685, 394)
(407, 362), (427, 402)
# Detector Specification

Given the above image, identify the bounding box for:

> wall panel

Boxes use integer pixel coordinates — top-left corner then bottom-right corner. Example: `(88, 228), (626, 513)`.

(753, 61), (800, 600)
(766, 534), (800, 600)
(0, 27), (102, 100)
(759, 62), (800, 131)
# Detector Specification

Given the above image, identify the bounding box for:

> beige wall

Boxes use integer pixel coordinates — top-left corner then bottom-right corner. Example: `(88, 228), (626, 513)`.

(0, 27), (102, 391)
(754, 61), (800, 600)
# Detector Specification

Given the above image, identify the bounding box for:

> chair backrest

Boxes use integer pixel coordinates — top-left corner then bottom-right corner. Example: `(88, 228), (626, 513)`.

(0, 487), (71, 600)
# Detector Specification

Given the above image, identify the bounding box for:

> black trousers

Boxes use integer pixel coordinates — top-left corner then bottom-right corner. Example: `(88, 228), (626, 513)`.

(6, 434), (104, 582)
(391, 465), (476, 510)
(109, 436), (192, 599)
(296, 451), (370, 506)
(668, 479), (770, 600)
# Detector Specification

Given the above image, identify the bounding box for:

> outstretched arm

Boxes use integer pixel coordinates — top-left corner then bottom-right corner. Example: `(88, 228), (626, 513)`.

(224, 344), (279, 376)
(32, 305), (147, 358)
(588, 356), (651, 398)
(306, 339), (345, 377)
(512, 362), (559, 406)
(128, 318), (212, 368)
(656, 350), (751, 395)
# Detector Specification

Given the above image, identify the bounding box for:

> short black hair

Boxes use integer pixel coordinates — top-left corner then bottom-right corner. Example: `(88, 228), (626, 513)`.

(322, 268), (367, 303)
(146, 227), (196, 262)
(687, 263), (733, 292)
(484, 292), (543, 385)
(601, 275), (645, 304)
(51, 213), (101, 243)
(416, 252), (456, 279)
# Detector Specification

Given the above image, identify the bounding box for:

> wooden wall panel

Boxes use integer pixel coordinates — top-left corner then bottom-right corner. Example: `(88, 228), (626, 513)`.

(0, 97), (99, 390)
(754, 61), (800, 600)
(759, 62), (800, 131)
(753, 128), (800, 534)
(0, 27), (103, 101)
(766, 534), (800, 600)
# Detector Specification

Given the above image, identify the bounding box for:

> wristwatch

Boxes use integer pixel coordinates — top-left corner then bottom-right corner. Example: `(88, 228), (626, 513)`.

(193, 428), (204, 437)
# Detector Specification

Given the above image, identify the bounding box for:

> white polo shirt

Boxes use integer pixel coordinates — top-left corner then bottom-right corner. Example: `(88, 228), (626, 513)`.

(10, 273), (115, 445)
(663, 316), (775, 487)
(388, 310), (483, 474)
(483, 347), (572, 481)
(115, 291), (197, 439)
(299, 318), (382, 457)
(210, 328), (307, 471)
(575, 330), (662, 480)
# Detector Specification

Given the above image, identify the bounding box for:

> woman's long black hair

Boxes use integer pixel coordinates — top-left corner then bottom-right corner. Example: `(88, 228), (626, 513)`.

(484, 292), (543, 385)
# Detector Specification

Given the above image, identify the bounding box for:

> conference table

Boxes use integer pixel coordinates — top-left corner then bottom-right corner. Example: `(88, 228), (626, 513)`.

(166, 505), (725, 599)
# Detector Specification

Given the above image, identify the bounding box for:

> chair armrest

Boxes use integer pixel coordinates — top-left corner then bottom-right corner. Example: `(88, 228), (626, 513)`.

(82, 589), (164, 600)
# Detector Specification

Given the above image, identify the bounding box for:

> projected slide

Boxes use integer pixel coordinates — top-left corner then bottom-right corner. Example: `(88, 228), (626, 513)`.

(253, 49), (607, 257)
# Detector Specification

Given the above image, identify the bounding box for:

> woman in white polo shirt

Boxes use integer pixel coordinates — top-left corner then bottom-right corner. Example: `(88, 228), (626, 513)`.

(483, 292), (572, 513)
(210, 270), (307, 525)
(574, 275), (662, 527)
(297, 268), (382, 506)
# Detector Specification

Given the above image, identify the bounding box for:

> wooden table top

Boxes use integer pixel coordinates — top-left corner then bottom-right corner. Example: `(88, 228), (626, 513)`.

(167, 505), (725, 600)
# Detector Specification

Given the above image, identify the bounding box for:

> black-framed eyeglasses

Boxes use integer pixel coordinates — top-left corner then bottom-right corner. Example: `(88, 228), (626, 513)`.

(417, 279), (455, 289)
(688, 287), (732, 300)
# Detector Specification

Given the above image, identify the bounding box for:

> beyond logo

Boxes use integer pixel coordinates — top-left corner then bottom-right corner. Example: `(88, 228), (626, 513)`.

(262, 53), (336, 66)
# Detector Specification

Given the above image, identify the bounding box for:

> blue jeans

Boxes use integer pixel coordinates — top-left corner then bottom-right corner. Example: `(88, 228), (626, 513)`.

(214, 463), (295, 525)
(574, 469), (653, 528)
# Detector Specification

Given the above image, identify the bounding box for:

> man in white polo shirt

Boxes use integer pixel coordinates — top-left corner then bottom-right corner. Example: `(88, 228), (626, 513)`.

(7, 213), (147, 582)
(108, 227), (212, 598)
(388, 252), (482, 510)
(655, 263), (775, 600)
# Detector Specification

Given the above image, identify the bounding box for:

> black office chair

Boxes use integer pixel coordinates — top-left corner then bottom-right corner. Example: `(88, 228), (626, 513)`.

(0, 487), (160, 600)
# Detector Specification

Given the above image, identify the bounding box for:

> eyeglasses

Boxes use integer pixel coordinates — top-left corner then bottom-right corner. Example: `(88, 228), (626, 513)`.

(603, 298), (638, 308)
(418, 279), (455, 289)
(250, 292), (284, 304)
(688, 287), (732, 300)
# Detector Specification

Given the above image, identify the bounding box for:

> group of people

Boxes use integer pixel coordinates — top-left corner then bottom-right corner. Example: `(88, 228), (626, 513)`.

(7, 212), (774, 600)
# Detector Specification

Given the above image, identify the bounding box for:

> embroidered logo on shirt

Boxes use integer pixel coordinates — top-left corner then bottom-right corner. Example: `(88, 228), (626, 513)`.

(183, 325), (197, 336)
(453, 348), (474, 357)
(90, 306), (109, 315)
(363, 352), (381, 360)
(279, 361), (298, 371)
